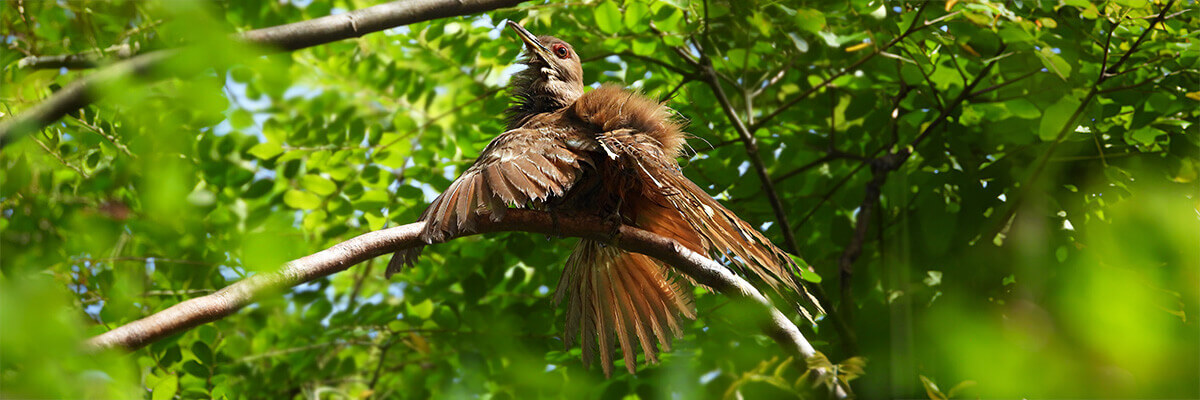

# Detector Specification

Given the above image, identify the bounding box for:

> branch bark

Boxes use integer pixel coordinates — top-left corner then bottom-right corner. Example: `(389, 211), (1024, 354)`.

(0, 0), (525, 147)
(17, 43), (138, 70)
(83, 209), (848, 397)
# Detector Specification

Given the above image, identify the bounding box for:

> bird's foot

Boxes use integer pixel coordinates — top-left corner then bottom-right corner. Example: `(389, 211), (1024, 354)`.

(602, 211), (623, 244)
(545, 206), (565, 240)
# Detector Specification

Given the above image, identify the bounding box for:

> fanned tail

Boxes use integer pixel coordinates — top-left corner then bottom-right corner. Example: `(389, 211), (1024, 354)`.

(556, 239), (695, 377)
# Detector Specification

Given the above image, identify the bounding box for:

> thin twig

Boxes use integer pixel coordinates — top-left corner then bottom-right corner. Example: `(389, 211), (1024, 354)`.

(753, 3), (953, 131)
(32, 137), (91, 179)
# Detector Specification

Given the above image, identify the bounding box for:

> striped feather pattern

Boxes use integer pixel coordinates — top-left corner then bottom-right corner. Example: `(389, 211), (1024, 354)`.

(387, 124), (592, 276)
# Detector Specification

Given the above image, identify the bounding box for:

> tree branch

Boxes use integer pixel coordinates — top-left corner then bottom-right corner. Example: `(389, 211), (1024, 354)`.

(696, 46), (860, 358)
(82, 209), (849, 398)
(0, 0), (526, 147)
(834, 43), (1005, 320)
(17, 43), (138, 70)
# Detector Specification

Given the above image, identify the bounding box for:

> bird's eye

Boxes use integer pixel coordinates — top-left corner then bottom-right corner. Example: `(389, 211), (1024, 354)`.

(552, 44), (570, 59)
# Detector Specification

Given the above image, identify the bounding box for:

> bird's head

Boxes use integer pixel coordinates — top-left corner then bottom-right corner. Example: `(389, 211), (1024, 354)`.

(505, 21), (584, 126)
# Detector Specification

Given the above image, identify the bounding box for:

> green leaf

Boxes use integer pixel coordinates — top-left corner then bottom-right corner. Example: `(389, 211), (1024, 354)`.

(1003, 99), (1041, 119)
(160, 345), (182, 366)
(191, 341), (213, 364)
(631, 38), (657, 56)
(182, 360), (208, 378)
(787, 33), (809, 52)
(789, 254), (822, 283)
(301, 175), (337, 195)
(796, 9), (826, 34)
(946, 380), (977, 398)
(1039, 95), (1081, 141)
(1037, 47), (1072, 80)
(920, 375), (947, 400)
(242, 179), (274, 199)
(923, 271), (943, 287)
(283, 190), (322, 210)
(151, 374), (178, 400)
(595, 1), (622, 34)
(230, 109), (253, 130)
(623, 1), (649, 33)
(1129, 126), (1162, 145)
(248, 142), (284, 160)
(407, 299), (434, 320)
(364, 210), (387, 230)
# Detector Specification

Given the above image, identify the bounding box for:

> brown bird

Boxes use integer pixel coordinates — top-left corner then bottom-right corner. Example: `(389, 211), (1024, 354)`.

(388, 21), (820, 377)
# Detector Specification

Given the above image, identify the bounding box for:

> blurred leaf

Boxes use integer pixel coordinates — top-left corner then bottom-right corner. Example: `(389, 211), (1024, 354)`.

(795, 9), (826, 34)
(284, 190), (322, 210)
(151, 374), (178, 400)
(1039, 95), (1081, 141)
(302, 175), (337, 195)
(248, 142), (284, 160)
(595, 1), (622, 34)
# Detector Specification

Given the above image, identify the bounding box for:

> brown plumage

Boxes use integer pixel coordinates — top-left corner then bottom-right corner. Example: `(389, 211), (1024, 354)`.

(387, 21), (821, 377)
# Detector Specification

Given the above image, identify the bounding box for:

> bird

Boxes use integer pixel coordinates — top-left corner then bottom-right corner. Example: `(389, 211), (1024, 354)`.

(386, 21), (821, 377)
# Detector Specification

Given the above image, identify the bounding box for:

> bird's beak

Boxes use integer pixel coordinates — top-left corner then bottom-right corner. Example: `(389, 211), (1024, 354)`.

(506, 20), (552, 61)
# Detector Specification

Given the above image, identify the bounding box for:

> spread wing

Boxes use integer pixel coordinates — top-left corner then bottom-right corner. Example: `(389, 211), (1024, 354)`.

(387, 126), (593, 276)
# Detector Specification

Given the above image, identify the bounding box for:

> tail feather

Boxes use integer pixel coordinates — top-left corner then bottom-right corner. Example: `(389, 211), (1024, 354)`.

(597, 124), (824, 322)
(557, 240), (695, 377)
(647, 163), (825, 323)
(610, 264), (661, 364)
(602, 264), (637, 374)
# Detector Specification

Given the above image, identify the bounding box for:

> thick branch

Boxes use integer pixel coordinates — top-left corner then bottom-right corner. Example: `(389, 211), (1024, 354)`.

(82, 209), (848, 397)
(0, 0), (525, 147)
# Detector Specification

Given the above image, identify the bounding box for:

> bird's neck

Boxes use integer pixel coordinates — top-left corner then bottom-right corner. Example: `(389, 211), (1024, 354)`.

(505, 89), (574, 130)
(505, 65), (583, 129)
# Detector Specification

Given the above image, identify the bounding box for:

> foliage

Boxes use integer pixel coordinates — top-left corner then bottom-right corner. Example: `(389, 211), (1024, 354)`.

(2, 0), (1197, 398)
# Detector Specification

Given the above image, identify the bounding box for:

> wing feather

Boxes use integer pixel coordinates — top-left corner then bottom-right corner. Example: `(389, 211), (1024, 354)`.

(386, 127), (590, 276)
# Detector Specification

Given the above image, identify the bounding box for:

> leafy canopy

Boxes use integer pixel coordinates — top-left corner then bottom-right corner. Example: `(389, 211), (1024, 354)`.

(1, 0), (1196, 399)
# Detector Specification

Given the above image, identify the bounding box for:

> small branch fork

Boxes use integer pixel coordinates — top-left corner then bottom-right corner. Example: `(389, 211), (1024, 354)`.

(83, 209), (851, 398)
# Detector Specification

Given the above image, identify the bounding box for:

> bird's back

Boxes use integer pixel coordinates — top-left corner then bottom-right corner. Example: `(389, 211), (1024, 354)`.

(573, 85), (687, 160)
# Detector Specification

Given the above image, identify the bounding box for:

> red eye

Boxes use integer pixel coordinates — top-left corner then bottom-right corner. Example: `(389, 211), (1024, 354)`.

(552, 43), (570, 59)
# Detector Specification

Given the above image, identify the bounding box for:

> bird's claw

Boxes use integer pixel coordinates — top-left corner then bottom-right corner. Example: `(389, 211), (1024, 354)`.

(542, 205), (567, 240)
(603, 212), (622, 244)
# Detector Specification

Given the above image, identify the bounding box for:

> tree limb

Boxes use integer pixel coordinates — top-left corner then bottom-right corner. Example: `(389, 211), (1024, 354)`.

(17, 43), (138, 70)
(0, 0), (525, 147)
(82, 209), (849, 398)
